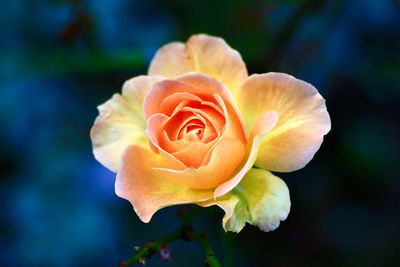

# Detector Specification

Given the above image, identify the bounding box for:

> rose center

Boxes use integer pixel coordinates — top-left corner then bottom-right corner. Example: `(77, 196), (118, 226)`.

(185, 124), (205, 141)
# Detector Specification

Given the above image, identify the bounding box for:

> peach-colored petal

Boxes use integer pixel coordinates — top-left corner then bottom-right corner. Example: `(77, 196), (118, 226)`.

(177, 73), (248, 143)
(143, 79), (215, 119)
(162, 109), (218, 147)
(147, 108), (220, 170)
(171, 142), (213, 169)
(175, 72), (235, 108)
(160, 92), (202, 116)
(214, 110), (278, 198)
(163, 111), (203, 142)
(154, 138), (246, 189)
(143, 74), (249, 185)
(115, 145), (213, 223)
(146, 113), (187, 171)
(144, 73), (247, 143)
(198, 168), (290, 233)
(195, 92), (247, 169)
(90, 76), (163, 172)
(237, 73), (331, 172)
(148, 34), (248, 97)
(180, 106), (224, 133)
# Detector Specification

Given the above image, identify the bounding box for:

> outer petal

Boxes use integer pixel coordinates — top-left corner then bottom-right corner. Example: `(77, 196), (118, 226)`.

(90, 94), (147, 172)
(148, 34), (248, 97)
(237, 73), (331, 172)
(198, 168), (290, 233)
(90, 76), (163, 172)
(115, 145), (213, 223)
(122, 75), (164, 122)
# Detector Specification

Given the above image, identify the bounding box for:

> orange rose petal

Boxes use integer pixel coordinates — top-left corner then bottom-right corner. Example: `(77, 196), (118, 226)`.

(144, 73), (247, 143)
(143, 74), (248, 179)
(164, 112), (200, 141)
(181, 105), (225, 131)
(162, 111), (218, 155)
(162, 132), (188, 152)
(171, 142), (213, 168)
(143, 79), (213, 119)
(147, 112), (215, 170)
(198, 92), (246, 167)
(176, 72), (235, 106)
(146, 113), (187, 170)
(202, 132), (219, 143)
(176, 73), (248, 143)
(175, 122), (204, 142)
(154, 137), (246, 189)
(214, 110), (279, 198)
(148, 34), (248, 97)
(213, 93), (247, 144)
(237, 73), (331, 172)
(179, 106), (222, 137)
(160, 92), (202, 116)
(115, 145), (213, 223)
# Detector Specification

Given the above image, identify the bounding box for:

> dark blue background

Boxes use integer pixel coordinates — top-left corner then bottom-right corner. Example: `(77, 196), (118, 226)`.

(1, 0), (399, 266)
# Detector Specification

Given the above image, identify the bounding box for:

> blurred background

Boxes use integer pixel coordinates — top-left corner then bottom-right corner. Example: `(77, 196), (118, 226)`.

(1, 0), (399, 266)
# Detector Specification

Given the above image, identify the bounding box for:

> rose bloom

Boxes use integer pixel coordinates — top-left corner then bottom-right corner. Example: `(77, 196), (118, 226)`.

(90, 34), (330, 232)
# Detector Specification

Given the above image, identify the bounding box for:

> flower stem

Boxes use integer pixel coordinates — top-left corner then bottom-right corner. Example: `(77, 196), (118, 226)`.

(121, 207), (222, 267)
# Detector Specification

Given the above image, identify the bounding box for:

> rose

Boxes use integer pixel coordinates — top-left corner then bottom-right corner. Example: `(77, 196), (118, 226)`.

(90, 34), (331, 232)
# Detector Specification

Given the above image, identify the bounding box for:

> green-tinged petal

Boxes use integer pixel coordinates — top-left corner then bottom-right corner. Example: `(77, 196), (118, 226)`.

(90, 75), (163, 172)
(198, 168), (290, 233)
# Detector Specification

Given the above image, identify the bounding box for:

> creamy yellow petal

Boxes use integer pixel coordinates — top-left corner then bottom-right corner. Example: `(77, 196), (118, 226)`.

(115, 145), (214, 223)
(148, 34), (248, 97)
(238, 169), (290, 232)
(237, 73), (331, 172)
(90, 75), (162, 172)
(90, 94), (147, 172)
(198, 168), (290, 233)
(122, 75), (164, 123)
